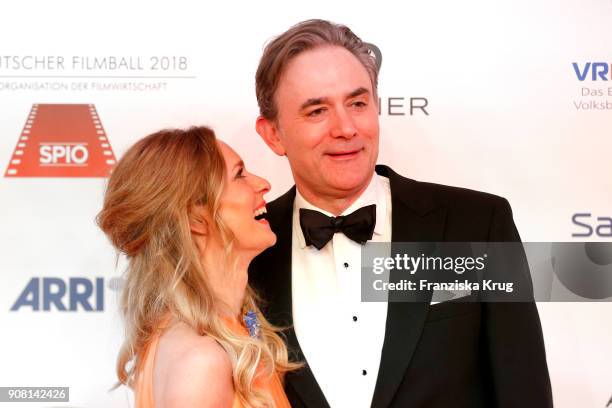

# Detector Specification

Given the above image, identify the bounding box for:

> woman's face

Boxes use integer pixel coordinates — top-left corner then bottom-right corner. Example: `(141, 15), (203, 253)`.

(216, 141), (276, 254)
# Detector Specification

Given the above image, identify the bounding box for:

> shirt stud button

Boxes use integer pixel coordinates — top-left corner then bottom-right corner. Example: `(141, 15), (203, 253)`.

(343, 262), (349, 268)
(352, 316), (358, 322)
(362, 369), (367, 376)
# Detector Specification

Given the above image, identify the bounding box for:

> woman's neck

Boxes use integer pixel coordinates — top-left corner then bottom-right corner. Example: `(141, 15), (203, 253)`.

(199, 239), (251, 318)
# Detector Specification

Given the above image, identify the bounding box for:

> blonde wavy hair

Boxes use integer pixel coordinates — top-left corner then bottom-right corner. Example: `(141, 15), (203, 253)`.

(97, 126), (298, 407)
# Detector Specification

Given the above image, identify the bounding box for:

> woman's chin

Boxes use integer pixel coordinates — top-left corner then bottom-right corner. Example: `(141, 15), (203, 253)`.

(259, 230), (277, 251)
(256, 222), (276, 244)
(237, 230), (277, 258)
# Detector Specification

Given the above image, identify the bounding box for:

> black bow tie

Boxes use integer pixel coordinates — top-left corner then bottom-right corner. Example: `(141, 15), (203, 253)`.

(299, 204), (376, 250)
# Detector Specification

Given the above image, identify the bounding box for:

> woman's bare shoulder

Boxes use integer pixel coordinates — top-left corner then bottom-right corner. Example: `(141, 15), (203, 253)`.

(153, 321), (234, 408)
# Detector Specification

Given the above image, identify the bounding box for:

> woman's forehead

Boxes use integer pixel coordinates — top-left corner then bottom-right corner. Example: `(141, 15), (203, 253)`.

(217, 140), (242, 167)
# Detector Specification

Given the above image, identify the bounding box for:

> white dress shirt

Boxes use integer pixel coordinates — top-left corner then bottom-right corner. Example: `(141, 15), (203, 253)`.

(291, 174), (392, 408)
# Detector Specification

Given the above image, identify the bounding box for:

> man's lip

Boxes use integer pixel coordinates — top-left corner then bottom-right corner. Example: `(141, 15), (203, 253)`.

(325, 149), (362, 157)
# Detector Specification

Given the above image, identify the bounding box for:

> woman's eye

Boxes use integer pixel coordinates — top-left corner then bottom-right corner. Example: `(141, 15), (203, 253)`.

(236, 167), (246, 179)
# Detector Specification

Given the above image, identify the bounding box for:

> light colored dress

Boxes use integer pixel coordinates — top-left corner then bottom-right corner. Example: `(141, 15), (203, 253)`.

(133, 316), (291, 408)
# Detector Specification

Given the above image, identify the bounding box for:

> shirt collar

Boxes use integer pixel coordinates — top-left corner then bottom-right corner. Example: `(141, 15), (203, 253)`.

(293, 174), (387, 249)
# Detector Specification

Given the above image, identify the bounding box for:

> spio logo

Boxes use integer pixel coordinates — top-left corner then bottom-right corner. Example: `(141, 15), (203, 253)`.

(4, 104), (116, 177)
(10, 277), (105, 311)
(572, 62), (612, 81)
(39, 143), (89, 165)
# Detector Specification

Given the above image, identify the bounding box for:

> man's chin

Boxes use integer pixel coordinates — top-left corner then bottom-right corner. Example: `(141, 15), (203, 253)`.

(322, 156), (374, 180)
(324, 172), (374, 194)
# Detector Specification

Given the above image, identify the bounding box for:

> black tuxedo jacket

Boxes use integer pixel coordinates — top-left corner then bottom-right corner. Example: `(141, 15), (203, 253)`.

(249, 165), (553, 408)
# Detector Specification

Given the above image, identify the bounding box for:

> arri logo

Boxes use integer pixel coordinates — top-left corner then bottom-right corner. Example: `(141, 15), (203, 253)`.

(10, 277), (105, 311)
(572, 62), (612, 81)
(4, 104), (116, 177)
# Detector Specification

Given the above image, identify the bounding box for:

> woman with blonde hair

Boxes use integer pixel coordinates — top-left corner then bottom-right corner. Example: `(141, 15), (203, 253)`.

(97, 126), (297, 407)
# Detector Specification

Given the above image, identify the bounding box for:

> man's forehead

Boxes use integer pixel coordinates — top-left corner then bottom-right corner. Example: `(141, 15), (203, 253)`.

(282, 47), (370, 84)
(278, 50), (372, 102)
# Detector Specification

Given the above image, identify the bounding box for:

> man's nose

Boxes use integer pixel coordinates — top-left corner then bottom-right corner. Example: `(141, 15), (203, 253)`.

(329, 107), (357, 139)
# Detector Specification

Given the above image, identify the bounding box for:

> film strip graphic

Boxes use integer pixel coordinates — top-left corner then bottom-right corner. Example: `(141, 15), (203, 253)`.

(4, 104), (116, 178)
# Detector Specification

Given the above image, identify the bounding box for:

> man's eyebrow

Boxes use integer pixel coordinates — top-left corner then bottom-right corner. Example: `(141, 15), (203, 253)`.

(300, 87), (371, 110)
(347, 87), (370, 99)
(300, 97), (329, 110)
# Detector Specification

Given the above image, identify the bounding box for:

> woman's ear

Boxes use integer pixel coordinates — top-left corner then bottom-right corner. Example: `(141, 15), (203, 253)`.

(189, 206), (209, 236)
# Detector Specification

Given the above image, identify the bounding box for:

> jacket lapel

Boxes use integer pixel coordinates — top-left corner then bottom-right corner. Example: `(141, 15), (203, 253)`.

(257, 187), (331, 408)
(370, 165), (448, 408)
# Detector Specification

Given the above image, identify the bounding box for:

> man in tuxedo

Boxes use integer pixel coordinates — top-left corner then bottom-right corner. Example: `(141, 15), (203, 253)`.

(250, 19), (553, 408)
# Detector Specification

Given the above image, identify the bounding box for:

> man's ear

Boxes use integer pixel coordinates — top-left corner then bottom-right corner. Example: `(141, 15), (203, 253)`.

(256, 115), (286, 156)
(189, 207), (209, 236)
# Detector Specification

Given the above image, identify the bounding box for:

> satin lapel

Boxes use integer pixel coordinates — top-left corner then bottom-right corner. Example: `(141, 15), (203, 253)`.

(370, 166), (448, 408)
(260, 187), (331, 408)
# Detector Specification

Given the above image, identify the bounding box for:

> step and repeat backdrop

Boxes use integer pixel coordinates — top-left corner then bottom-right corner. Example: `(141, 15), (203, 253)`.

(1, 1), (611, 407)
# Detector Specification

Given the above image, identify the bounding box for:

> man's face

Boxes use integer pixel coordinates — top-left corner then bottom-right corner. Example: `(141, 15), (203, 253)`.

(269, 45), (379, 200)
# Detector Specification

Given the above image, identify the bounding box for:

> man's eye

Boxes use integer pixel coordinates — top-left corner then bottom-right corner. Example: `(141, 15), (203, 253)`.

(352, 101), (367, 108)
(308, 108), (326, 117)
